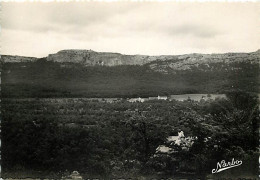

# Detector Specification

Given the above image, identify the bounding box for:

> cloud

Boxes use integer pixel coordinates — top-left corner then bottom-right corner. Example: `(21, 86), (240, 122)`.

(2, 2), (139, 32)
(1, 2), (260, 57)
(165, 24), (220, 38)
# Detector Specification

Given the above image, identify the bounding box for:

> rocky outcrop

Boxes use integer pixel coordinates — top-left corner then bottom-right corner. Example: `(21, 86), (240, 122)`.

(46, 49), (175, 66)
(1, 55), (37, 63)
(2, 49), (259, 71)
(46, 49), (260, 69)
(148, 51), (260, 73)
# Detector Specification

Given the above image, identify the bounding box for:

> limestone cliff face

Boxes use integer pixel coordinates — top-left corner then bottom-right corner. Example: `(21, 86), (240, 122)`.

(2, 49), (259, 71)
(46, 49), (260, 69)
(1, 55), (37, 63)
(46, 49), (177, 66)
(148, 51), (260, 73)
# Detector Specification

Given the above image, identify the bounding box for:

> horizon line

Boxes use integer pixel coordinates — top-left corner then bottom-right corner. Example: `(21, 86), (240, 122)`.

(1, 48), (259, 58)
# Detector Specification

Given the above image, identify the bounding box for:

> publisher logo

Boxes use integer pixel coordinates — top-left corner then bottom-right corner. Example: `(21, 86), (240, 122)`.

(212, 158), (242, 174)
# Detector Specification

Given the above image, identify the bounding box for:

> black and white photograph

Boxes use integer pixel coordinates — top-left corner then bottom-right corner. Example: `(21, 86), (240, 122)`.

(0, 1), (259, 179)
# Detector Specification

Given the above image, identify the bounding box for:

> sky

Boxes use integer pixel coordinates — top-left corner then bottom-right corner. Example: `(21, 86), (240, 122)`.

(1, 2), (260, 57)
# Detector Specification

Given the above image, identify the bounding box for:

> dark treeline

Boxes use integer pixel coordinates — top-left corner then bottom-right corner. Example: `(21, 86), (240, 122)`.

(1, 91), (259, 179)
(1, 59), (259, 98)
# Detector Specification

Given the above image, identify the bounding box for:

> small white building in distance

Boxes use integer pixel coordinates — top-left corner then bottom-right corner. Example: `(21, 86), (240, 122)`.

(167, 131), (185, 145)
(158, 95), (168, 100)
(128, 97), (145, 103)
(156, 131), (195, 154)
(156, 132), (182, 154)
(62, 170), (82, 180)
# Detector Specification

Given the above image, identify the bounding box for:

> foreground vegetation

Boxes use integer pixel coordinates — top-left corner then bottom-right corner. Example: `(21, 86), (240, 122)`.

(2, 91), (258, 179)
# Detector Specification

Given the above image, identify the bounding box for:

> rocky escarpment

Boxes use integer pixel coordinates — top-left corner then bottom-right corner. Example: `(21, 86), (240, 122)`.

(1, 55), (37, 63)
(46, 49), (176, 66)
(1, 49), (259, 71)
(148, 50), (260, 73)
(46, 49), (260, 69)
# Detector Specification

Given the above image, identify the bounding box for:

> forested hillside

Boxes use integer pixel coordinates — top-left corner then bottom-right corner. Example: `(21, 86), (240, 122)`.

(1, 58), (258, 98)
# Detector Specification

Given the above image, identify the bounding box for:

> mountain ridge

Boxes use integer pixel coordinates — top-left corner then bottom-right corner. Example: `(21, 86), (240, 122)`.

(2, 49), (259, 98)
(1, 49), (259, 71)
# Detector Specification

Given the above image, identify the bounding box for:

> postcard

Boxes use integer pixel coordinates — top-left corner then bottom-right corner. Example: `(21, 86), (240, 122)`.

(0, 1), (259, 179)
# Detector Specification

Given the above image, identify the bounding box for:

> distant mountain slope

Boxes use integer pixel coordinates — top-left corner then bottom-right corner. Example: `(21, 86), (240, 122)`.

(148, 51), (259, 73)
(47, 50), (155, 66)
(1, 49), (259, 98)
(1, 55), (37, 63)
(2, 49), (259, 69)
